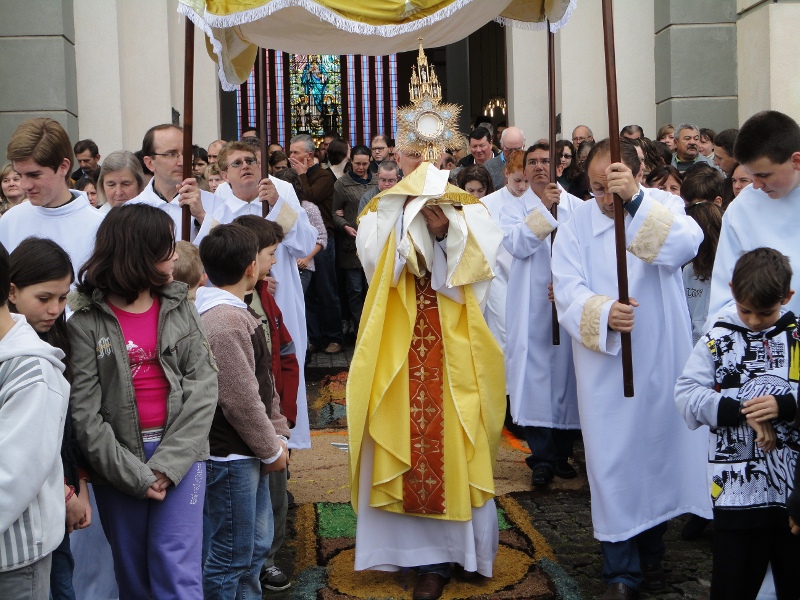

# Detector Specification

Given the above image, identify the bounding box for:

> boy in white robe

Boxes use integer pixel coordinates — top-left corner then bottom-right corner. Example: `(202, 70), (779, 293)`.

(552, 138), (711, 599)
(706, 110), (800, 328)
(500, 143), (581, 488)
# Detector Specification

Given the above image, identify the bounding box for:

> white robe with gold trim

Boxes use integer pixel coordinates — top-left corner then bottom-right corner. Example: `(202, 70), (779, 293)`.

(551, 188), (712, 541)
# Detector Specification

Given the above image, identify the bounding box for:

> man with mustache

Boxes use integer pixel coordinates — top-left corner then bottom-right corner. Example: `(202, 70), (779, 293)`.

(671, 123), (715, 175)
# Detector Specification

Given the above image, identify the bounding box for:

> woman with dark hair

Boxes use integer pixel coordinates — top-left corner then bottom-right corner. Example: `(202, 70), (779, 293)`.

(456, 164), (494, 199)
(9, 238), (89, 599)
(68, 204), (217, 599)
(332, 145), (375, 332)
(683, 201), (722, 344)
(556, 140), (580, 192)
(326, 139), (350, 179)
(269, 150), (289, 175)
(74, 176), (98, 207)
(645, 165), (683, 197)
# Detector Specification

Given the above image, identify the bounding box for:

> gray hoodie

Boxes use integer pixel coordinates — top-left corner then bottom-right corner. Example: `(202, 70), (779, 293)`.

(0, 314), (69, 571)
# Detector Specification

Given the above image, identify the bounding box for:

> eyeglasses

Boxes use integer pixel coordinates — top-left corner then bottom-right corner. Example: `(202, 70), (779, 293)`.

(572, 137), (585, 144)
(151, 151), (182, 159)
(227, 158), (258, 169)
(561, 153), (573, 159)
(526, 159), (550, 167)
(502, 146), (524, 152)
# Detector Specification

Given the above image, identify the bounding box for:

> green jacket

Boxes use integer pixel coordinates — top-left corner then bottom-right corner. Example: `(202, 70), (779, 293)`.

(68, 282), (218, 498)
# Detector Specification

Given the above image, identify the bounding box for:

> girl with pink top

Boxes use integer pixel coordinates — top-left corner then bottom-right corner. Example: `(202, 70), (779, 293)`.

(68, 204), (218, 599)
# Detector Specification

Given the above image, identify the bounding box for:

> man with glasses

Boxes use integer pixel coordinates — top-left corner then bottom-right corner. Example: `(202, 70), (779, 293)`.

(358, 160), (401, 214)
(131, 124), (221, 241)
(571, 125), (595, 147)
(368, 134), (391, 176)
(484, 126), (525, 189)
(671, 123), (715, 175)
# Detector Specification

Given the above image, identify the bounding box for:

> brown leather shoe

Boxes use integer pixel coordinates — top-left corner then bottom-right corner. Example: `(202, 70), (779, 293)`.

(324, 342), (343, 354)
(413, 573), (448, 600)
(601, 582), (639, 599)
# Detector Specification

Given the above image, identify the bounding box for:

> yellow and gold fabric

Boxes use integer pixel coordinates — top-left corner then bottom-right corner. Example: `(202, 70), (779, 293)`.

(178, 0), (574, 89)
(347, 163), (506, 521)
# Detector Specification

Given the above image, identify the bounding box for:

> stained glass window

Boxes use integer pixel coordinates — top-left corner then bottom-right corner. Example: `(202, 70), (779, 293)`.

(289, 54), (342, 138)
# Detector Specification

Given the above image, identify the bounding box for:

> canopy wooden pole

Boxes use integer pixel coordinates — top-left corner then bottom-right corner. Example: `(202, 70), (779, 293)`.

(257, 48), (270, 217)
(547, 25), (560, 346)
(181, 18), (194, 241)
(601, 0), (634, 397)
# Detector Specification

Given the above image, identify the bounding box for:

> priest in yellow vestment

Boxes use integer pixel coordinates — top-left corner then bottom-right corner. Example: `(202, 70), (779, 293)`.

(346, 43), (506, 600)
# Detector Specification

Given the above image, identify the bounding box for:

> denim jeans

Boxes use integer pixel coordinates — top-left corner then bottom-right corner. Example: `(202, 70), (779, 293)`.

(524, 426), (577, 470)
(342, 268), (367, 331)
(49, 533), (75, 600)
(203, 458), (273, 600)
(600, 521), (668, 589)
(305, 241), (343, 346)
(299, 268), (312, 295)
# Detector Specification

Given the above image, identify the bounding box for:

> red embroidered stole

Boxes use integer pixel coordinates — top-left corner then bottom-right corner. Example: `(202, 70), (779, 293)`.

(402, 274), (446, 514)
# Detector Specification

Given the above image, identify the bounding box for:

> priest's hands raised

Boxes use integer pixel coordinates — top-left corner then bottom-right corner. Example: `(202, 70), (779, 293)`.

(608, 298), (639, 333)
(422, 205), (449, 240)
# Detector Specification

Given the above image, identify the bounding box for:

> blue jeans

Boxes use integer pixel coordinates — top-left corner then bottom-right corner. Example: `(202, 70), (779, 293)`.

(524, 426), (577, 470)
(600, 522), (668, 589)
(203, 458), (274, 600)
(342, 268), (366, 331)
(49, 533), (75, 600)
(305, 241), (343, 346)
(299, 268), (312, 295)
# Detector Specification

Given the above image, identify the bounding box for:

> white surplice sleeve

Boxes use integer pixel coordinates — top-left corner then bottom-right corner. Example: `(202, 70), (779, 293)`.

(499, 200), (557, 260)
(624, 192), (703, 271)
(552, 217), (620, 356)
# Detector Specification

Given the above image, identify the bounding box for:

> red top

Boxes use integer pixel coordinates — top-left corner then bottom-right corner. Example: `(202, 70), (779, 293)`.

(109, 297), (169, 429)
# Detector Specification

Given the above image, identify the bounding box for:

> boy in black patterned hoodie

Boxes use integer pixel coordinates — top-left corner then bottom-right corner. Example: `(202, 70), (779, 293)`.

(676, 247), (800, 599)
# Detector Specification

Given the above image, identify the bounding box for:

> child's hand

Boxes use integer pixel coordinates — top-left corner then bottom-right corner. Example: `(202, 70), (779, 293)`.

(66, 489), (85, 533)
(608, 298), (639, 333)
(790, 516), (800, 536)
(74, 479), (92, 529)
(145, 486), (167, 501)
(151, 470), (172, 491)
(748, 418), (776, 452)
(742, 395), (779, 422)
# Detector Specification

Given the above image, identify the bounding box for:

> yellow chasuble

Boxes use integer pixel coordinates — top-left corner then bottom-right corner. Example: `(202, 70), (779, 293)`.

(347, 164), (505, 521)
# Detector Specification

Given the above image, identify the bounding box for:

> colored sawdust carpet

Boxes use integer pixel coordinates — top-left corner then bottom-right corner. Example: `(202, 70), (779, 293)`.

(272, 495), (578, 599)
(272, 368), (587, 599)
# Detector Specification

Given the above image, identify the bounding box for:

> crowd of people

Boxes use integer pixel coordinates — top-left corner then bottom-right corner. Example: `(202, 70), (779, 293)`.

(0, 96), (798, 600)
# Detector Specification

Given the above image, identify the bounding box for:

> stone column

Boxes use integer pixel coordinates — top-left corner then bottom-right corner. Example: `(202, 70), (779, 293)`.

(0, 0), (78, 151)
(654, 0), (738, 131)
(736, 0), (800, 123)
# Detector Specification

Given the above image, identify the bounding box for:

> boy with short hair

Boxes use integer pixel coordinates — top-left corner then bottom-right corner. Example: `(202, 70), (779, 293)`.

(173, 241), (205, 301)
(676, 247), (800, 599)
(0, 118), (103, 278)
(0, 242), (71, 599)
(232, 215), (299, 592)
(195, 224), (289, 600)
(681, 164), (724, 207)
(707, 110), (800, 327)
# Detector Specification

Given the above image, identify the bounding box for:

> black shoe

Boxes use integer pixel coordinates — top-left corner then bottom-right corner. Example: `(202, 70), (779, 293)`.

(553, 459), (577, 479)
(641, 562), (667, 592)
(531, 465), (554, 487)
(260, 565), (291, 591)
(680, 515), (710, 540)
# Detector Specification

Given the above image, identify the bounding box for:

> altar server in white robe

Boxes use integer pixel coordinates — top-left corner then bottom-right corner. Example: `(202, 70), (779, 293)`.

(551, 138), (711, 599)
(129, 124), (222, 241)
(706, 110), (800, 329)
(479, 154), (526, 348)
(194, 141), (317, 449)
(500, 143), (581, 489)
